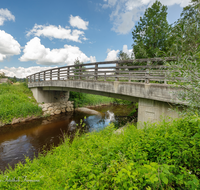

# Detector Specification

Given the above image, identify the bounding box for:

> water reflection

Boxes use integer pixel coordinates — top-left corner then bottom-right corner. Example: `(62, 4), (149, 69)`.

(0, 105), (133, 173)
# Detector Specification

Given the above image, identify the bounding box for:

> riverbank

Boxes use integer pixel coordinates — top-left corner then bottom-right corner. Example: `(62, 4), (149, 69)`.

(0, 82), (42, 127)
(0, 116), (199, 189)
(68, 91), (115, 108)
(0, 83), (133, 127)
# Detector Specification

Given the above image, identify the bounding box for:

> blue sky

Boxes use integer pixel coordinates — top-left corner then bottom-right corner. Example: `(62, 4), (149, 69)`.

(0, 0), (190, 78)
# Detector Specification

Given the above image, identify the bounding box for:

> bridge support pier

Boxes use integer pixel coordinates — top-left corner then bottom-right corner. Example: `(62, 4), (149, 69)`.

(31, 87), (69, 103)
(137, 98), (179, 129)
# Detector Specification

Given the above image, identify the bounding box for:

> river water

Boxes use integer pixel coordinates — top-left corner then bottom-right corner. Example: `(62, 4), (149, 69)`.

(0, 104), (134, 173)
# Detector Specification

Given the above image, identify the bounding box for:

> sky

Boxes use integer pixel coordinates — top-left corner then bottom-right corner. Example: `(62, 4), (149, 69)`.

(0, 0), (191, 78)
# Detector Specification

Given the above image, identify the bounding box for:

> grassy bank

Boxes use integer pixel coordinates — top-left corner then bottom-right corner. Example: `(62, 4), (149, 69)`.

(69, 91), (115, 108)
(69, 91), (134, 108)
(0, 116), (199, 189)
(0, 82), (42, 124)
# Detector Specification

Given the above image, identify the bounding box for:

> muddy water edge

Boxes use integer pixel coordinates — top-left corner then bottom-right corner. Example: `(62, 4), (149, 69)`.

(0, 104), (135, 173)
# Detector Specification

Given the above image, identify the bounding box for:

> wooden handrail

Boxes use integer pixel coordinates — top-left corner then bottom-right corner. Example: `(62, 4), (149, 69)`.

(27, 57), (179, 84)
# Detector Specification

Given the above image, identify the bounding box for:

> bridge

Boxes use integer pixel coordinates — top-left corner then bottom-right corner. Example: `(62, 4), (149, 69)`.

(27, 57), (185, 127)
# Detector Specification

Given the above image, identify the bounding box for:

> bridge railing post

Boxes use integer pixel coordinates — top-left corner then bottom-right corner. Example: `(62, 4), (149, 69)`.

(115, 63), (119, 81)
(44, 71), (46, 81)
(58, 68), (60, 80)
(95, 64), (98, 81)
(38, 73), (40, 82)
(67, 67), (70, 80)
(145, 69), (150, 84)
(50, 70), (52, 81)
(164, 72), (167, 84)
(79, 65), (82, 80)
(34, 74), (36, 82)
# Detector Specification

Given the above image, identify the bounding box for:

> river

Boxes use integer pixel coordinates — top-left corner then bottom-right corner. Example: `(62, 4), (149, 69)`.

(0, 104), (134, 173)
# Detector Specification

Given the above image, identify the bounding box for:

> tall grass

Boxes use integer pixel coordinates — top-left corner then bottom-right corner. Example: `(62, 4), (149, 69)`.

(0, 116), (199, 189)
(0, 83), (42, 123)
(69, 91), (133, 108)
(69, 91), (115, 108)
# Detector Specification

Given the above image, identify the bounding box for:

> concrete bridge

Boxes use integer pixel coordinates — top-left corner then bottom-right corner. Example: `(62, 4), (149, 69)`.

(27, 57), (184, 126)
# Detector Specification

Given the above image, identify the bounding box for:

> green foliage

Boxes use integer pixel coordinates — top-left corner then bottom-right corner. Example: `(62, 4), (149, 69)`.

(128, 102), (138, 116)
(132, 0), (170, 59)
(69, 91), (114, 108)
(117, 50), (136, 70)
(118, 50), (134, 61)
(72, 58), (86, 80)
(0, 116), (199, 189)
(169, 1), (200, 57)
(0, 72), (5, 78)
(0, 83), (42, 123)
(165, 1), (200, 115)
(166, 55), (200, 116)
(113, 98), (132, 105)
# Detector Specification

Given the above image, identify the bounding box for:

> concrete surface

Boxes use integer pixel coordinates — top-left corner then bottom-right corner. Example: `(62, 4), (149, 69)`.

(31, 87), (69, 103)
(29, 80), (184, 127)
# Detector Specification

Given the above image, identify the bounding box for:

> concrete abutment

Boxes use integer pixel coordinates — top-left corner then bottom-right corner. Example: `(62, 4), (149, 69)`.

(31, 87), (69, 103)
(137, 98), (179, 128)
(29, 82), (182, 128)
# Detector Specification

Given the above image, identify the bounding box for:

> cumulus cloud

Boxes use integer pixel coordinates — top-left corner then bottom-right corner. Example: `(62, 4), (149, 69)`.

(0, 8), (15, 25)
(69, 15), (89, 30)
(122, 45), (134, 58)
(105, 49), (119, 61)
(90, 56), (96, 63)
(19, 37), (96, 65)
(27, 24), (86, 43)
(0, 30), (21, 61)
(102, 0), (191, 34)
(105, 45), (133, 61)
(0, 66), (56, 78)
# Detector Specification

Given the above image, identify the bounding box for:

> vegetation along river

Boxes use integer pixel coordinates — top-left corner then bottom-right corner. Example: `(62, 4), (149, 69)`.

(0, 104), (135, 172)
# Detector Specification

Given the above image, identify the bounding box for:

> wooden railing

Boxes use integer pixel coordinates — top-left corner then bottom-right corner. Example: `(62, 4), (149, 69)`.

(27, 57), (180, 84)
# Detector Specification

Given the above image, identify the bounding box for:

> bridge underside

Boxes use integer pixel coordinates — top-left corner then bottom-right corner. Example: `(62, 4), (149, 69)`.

(29, 80), (181, 128)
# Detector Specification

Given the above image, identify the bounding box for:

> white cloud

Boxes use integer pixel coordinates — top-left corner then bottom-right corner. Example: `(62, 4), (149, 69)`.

(105, 49), (119, 61)
(27, 24), (86, 43)
(102, 0), (191, 34)
(69, 15), (89, 30)
(90, 56), (96, 63)
(105, 45), (133, 61)
(0, 30), (21, 61)
(19, 37), (95, 65)
(0, 66), (56, 78)
(0, 8), (15, 25)
(122, 45), (134, 58)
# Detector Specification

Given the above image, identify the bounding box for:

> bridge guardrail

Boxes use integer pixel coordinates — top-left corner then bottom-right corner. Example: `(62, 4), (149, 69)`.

(27, 57), (182, 84)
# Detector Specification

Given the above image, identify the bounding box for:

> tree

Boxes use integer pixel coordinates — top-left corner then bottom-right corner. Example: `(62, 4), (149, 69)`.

(0, 72), (5, 78)
(132, 1), (170, 59)
(166, 0), (200, 115)
(168, 1), (200, 57)
(117, 50), (136, 71)
(118, 51), (133, 61)
(73, 58), (86, 80)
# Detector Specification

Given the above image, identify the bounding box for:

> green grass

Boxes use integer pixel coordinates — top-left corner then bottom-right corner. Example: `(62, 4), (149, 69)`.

(82, 94), (115, 106)
(0, 116), (199, 189)
(69, 91), (134, 108)
(0, 82), (42, 124)
(69, 91), (115, 108)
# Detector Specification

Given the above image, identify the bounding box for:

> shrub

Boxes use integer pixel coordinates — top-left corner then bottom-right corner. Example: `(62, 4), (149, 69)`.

(0, 116), (199, 189)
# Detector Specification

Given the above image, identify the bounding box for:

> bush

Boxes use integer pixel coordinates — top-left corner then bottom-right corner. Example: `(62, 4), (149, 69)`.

(0, 116), (199, 189)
